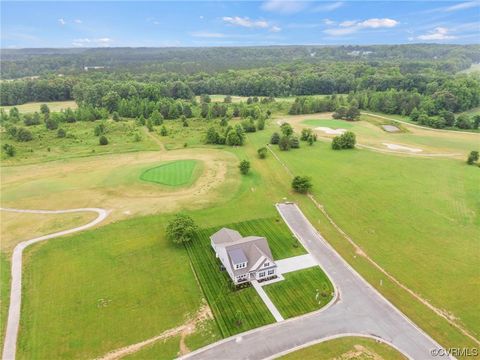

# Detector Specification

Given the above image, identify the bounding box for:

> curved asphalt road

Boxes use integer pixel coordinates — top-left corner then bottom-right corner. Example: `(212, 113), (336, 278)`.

(181, 203), (451, 360)
(1, 207), (109, 360)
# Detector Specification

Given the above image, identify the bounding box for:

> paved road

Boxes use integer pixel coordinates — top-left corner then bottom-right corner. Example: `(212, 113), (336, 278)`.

(181, 203), (450, 360)
(1, 207), (109, 360)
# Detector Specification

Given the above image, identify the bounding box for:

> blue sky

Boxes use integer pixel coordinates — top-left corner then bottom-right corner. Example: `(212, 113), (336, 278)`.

(1, 1), (479, 48)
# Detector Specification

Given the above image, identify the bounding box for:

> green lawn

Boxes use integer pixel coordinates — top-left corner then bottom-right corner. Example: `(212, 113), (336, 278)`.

(185, 217), (306, 337)
(264, 267), (334, 319)
(280, 336), (406, 360)
(17, 215), (216, 360)
(302, 119), (354, 129)
(140, 160), (200, 186)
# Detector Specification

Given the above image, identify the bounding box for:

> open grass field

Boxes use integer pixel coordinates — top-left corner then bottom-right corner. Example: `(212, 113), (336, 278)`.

(140, 160), (200, 187)
(264, 267), (334, 319)
(273, 137), (480, 337)
(280, 336), (407, 360)
(0, 100), (78, 114)
(17, 214), (219, 359)
(186, 217), (307, 337)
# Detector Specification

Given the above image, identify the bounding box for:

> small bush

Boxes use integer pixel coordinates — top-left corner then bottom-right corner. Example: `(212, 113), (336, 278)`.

(2, 143), (16, 157)
(332, 131), (356, 150)
(257, 147), (268, 159)
(57, 128), (66, 138)
(99, 135), (109, 145)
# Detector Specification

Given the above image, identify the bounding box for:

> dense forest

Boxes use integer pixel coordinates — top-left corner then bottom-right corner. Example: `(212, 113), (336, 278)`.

(1, 45), (479, 130)
(2, 44), (479, 79)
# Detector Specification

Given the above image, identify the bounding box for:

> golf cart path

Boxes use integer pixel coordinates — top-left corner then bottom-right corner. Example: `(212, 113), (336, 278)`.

(180, 203), (451, 360)
(362, 112), (480, 135)
(1, 207), (109, 360)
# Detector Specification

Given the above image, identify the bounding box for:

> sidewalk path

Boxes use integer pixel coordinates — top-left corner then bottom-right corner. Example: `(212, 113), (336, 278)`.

(251, 281), (284, 322)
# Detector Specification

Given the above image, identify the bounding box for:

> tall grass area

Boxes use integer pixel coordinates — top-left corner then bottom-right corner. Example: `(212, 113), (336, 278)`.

(275, 140), (480, 336)
(0, 120), (159, 165)
(185, 217), (306, 337)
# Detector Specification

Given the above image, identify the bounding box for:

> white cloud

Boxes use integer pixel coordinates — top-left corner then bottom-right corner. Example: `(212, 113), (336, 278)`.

(270, 25), (282, 32)
(261, 0), (307, 14)
(199, 15), (204, 20)
(324, 18), (399, 36)
(74, 19), (82, 24)
(340, 20), (357, 27)
(313, 1), (344, 12)
(72, 37), (113, 47)
(222, 16), (269, 29)
(358, 18), (398, 28)
(190, 31), (226, 38)
(153, 21), (160, 25)
(323, 19), (336, 25)
(58, 18), (66, 25)
(428, 1), (479, 13)
(417, 27), (456, 41)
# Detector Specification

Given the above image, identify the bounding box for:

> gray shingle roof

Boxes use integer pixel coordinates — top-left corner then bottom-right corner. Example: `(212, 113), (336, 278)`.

(227, 248), (248, 265)
(210, 228), (242, 244)
(210, 228), (276, 278)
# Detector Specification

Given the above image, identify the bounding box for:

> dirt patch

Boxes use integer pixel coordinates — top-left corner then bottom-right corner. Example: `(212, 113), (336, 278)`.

(335, 344), (384, 360)
(97, 302), (213, 360)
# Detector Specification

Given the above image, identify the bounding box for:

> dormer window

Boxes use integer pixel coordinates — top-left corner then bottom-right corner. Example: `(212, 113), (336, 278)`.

(235, 262), (247, 269)
(264, 262), (270, 267)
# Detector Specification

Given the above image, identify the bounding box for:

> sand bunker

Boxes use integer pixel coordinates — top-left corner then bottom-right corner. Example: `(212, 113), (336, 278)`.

(381, 124), (400, 133)
(315, 127), (347, 135)
(383, 143), (423, 153)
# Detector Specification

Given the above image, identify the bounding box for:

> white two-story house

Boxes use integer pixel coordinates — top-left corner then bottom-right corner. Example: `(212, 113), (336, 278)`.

(210, 228), (278, 284)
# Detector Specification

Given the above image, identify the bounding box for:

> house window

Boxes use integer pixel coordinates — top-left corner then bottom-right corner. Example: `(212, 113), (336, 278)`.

(235, 262), (247, 269)
(258, 272), (265, 278)
(268, 269), (274, 275)
(264, 262), (270, 267)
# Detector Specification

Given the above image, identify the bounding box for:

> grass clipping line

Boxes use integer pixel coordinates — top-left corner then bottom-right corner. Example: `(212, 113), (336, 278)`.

(265, 144), (480, 347)
(96, 303), (213, 360)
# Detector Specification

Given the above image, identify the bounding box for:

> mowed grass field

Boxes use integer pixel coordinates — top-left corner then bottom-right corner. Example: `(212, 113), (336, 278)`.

(0, 100), (78, 114)
(280, 336), (407, 360)
(140, 160), (200, 186)
(273, 138), (480, 337)
(186, 217), (307, 337)
(17, 215), (218, 359)
(264, 267), (334, 319)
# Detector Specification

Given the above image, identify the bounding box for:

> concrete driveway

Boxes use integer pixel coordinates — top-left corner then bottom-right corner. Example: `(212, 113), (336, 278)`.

(180, 202), (450, 360)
